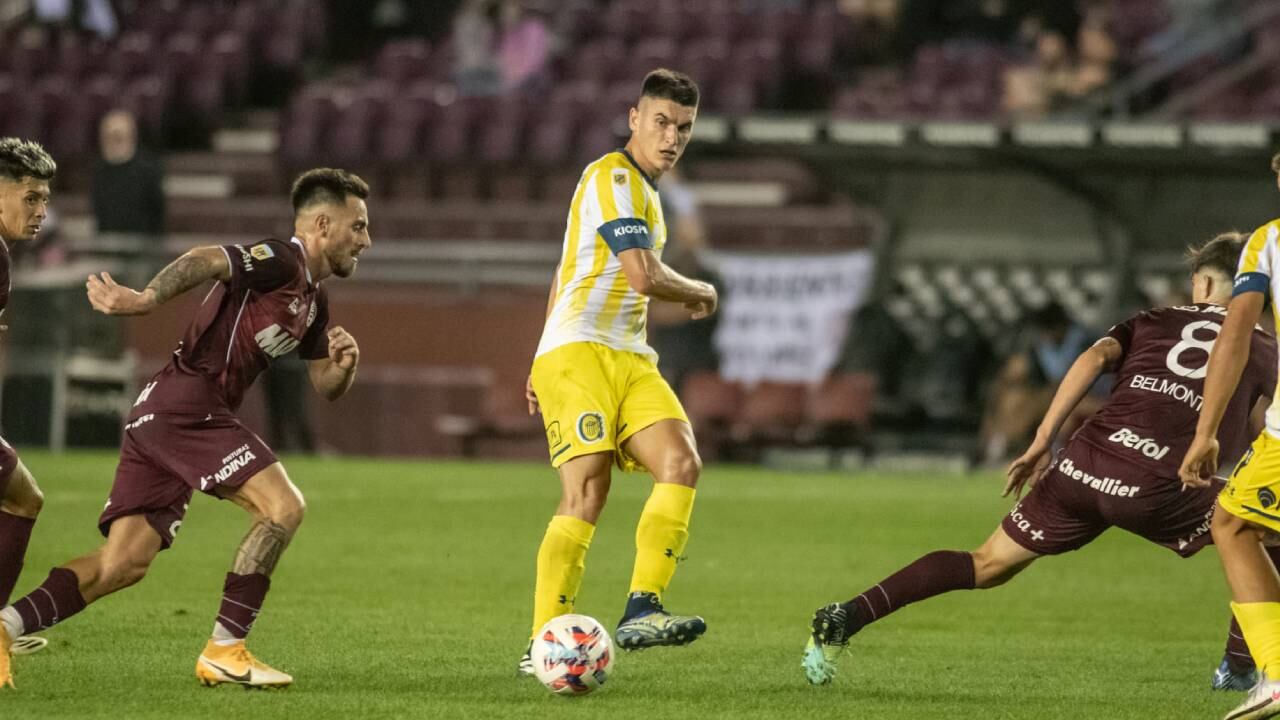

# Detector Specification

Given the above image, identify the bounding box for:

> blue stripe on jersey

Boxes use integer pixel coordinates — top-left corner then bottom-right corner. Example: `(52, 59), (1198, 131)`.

(598, 218), (654, 255)
(1234, 271), (1270, 297)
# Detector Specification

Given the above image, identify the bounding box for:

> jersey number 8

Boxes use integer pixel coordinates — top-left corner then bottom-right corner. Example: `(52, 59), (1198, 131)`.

(1166, 320), (1221, 379)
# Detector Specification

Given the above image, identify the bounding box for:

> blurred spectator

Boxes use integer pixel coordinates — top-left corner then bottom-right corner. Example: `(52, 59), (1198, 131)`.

(837, 0), (899, 67)
(497, 0), (551, 93)
(92, 110), (166, 238)
(650, 169), (721, 393)
(1003, 6), (1115, 117)
(975, 301), (1099, 467)
(453, 0), (502, 97)
(32, 0), (117, 38)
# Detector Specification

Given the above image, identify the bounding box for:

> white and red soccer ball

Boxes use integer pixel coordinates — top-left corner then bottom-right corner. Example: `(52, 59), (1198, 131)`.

(531, 614), (614, 696)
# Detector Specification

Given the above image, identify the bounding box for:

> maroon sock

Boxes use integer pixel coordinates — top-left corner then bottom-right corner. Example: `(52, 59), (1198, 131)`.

(215, 572), (271, 639)
(1224, 616), (1254, 672)
(13, 567), (86, 634)
(0, 512), (35, 606)
(842, 550), (976, 634)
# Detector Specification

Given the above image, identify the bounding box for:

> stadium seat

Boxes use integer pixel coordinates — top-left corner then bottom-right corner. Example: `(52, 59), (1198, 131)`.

(569, 42), (626, 86)
(680, 372), (742, 425)
(477, 103), (527, 167)
(804, 373), (877, 437)
(108, 31), (154, 79)
(375, 39), (431, 86)
(327, 89), (383, 166)
(376, 96), (430, 167)
(679, 372), (742, 461)
(425, 99), (479, 166)
(280, 91), (334, 166)
(733, 382), (806, 447)
(210, 32), (251, 105)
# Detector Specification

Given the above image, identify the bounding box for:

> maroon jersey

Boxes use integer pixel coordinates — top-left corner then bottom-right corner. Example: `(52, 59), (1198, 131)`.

(1073, 303), (1277, 477)
(133, 237), (330, 416)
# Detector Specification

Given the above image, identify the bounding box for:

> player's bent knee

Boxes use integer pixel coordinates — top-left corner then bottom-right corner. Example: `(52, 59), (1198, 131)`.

(267, 496), (306, 533)
(661, 451), (701, 488)
(98, 554), (152, 593)
(975, 565), (1024, 589)
(22, 478), (44, 516)
(558, 488), (608, 521)
(0, 469), (43, 518)
(971, 548), (1028, 589)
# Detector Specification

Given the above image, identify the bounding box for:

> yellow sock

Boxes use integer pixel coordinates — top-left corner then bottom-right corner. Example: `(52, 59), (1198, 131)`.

(629, 483), (696, 598)
(1232, 601), (1280, 680)
(531, 515), (595, 638)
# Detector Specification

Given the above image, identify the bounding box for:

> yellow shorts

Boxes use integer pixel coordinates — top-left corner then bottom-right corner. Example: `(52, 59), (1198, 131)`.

(1220, 430), (1280, 533)
(530, 342), (689, 471)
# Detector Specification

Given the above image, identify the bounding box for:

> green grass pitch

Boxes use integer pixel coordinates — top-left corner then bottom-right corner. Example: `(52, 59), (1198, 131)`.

(0, 451), (1248, 718)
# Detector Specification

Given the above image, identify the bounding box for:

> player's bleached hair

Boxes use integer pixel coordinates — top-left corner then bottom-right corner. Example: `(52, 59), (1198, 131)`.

(0, 137), (56, 182)
(1271, 152), (1280, 174)
(1186, 231), (1246, 279)
(290, 168), (370, 215)
(641, 68), (699, 108)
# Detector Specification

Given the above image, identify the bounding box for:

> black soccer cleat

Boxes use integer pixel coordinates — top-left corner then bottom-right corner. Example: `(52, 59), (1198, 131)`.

(516, 640), (535, 678)
(614, 592), (707, 650)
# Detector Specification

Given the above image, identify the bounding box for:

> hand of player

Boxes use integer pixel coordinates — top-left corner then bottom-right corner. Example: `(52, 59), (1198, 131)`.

(1004, 439), (1053, 499)
(85, 272), (156, 315)
(1179, 434), (1220, 489)
(526, 375), (540, 415)
(327, 326), (359, 371)
(685, 283), (718, 320)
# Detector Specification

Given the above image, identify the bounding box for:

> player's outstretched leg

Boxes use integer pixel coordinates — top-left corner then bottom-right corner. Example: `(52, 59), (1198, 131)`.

(521, 453), (610, 676)
(195, 465), (302, 689)
(0, 515), (161, 688)
(614, 420), (705, 651)
(0, 461), (48, 657)
(803, 526), (1038, 685)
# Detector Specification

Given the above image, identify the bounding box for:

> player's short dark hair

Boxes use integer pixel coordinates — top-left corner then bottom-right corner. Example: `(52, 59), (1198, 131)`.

(0, 137), (56, 182)
(290, 168), (369, 215)
(1187, 231), (1246, 278)
(641, 68), (699, 108)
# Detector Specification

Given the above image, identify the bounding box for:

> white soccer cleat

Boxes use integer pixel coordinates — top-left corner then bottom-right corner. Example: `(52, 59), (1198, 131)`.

(1225, 672), (1280, 720)
(195, 640), (293, 689)
(10, 635), (47, 656)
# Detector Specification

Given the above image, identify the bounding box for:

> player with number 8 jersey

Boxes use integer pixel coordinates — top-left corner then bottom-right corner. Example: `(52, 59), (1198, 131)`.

(803, 232), (1279, 690)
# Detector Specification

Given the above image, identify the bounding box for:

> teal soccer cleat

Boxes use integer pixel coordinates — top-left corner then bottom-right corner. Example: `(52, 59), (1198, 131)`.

(803, 603), (851, 686)
(1216, 657), (1261, 692)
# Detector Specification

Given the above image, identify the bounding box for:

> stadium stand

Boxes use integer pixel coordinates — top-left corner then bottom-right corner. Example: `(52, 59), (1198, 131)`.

(0, 0), (1271, 463)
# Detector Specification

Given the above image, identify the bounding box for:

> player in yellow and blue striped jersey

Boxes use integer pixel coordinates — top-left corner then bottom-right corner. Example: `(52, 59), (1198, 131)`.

(1181, 153), (1280, 720)
(519, 69), (717, 673)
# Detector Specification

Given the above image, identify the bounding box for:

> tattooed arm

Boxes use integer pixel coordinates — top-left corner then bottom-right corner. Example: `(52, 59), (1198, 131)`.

(86, 246), (232, 316)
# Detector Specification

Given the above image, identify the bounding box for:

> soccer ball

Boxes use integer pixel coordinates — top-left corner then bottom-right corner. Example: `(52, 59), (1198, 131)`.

(531, 614), (614, 695)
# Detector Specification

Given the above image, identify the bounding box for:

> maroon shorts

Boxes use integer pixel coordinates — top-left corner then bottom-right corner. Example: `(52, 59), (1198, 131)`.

(98, 412), (277, 549)
(1001, 440), (1220, 558)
